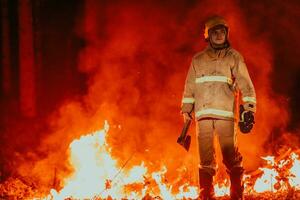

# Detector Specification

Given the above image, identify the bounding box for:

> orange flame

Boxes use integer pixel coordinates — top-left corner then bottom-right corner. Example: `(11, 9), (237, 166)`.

(34, 121), (300, 200)
(39, 122), (200, 199)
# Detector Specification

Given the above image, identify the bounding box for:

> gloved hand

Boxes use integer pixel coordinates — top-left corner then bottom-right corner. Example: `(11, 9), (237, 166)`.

(243, 103), (256, 113)
(182, 112), (192, 123)
(239, 105), (255, 134)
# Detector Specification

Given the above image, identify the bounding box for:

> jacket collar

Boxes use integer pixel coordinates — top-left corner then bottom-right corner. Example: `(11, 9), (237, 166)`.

(205, 44), (231, 59)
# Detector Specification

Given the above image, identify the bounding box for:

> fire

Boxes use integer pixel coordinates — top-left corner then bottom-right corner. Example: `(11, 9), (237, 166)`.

(213, 179), (230, 197)
(38, 121), (199, 200)
(31, 121), (300, 200)
(289, 153), (300, 188)
(41, 121), (150, 199)
(253, 166), (279, 193)
(252, 151), (300, 193)
(30, 121), (300, 199)
(213, 150), (300, 197)
(0, 120), (298, 199)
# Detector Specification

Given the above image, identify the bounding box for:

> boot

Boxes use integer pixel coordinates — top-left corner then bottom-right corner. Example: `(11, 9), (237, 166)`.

(229, 167), (244, 200)
(198, 169), (216, 200)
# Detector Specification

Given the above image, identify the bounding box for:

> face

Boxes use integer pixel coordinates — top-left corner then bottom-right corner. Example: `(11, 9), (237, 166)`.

(210, 27), (226, 45)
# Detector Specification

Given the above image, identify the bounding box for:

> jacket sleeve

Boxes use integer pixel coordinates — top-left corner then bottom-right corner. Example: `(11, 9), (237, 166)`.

(181, 60), (196, 114)
(232, 53), (257, 112)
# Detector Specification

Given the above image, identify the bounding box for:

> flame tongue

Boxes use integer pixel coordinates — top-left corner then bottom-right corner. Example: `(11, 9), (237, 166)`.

(43, 121), (198, 200)
(253, 151), (300, 193)
(53, 121), (122, 199)
(37, 122), (300, 199)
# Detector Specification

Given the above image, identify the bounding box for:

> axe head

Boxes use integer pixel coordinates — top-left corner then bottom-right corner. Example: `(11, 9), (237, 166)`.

(177, 135), (191, 151)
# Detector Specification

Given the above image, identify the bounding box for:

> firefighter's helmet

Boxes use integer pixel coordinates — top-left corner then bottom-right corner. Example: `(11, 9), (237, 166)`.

(204, 15), (229, 40)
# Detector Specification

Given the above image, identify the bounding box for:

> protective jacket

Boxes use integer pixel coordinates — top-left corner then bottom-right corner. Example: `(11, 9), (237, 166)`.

(181, 45), (256, 121)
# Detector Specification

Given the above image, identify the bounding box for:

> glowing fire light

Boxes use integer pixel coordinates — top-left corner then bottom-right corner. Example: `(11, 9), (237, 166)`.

(253, 167), (279, 193)
(32, 122), (300, 200)
(38, 121), (200, 200)
(289, 153), (300, 189)
(214, 179), (230, 197)
(253, 151), (300, 193)
(40, 121), (147, 199)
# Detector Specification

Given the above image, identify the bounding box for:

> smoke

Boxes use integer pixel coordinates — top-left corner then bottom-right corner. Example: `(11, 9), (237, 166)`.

(7, 0), (298, 191)
(238, 0), (300, 131)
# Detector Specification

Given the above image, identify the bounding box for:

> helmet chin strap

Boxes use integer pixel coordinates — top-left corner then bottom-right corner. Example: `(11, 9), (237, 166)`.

(209, 39), (230, 50)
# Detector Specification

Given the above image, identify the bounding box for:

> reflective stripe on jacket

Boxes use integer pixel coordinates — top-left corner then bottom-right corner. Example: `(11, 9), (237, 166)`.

(181, 45), (256, 120)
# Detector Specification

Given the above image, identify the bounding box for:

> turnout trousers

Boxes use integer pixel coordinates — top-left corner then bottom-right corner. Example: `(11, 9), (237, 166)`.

(196, 118), (243, 175)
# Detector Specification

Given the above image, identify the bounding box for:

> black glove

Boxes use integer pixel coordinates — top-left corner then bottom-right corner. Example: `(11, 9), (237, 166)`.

(238, 105), (255, 133)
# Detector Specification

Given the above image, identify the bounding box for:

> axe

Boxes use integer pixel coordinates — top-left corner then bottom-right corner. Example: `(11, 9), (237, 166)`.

(177, 119), (191, 151)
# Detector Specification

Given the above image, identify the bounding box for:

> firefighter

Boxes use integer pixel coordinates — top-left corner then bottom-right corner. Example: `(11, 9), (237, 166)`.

(181, 15), (256, 200)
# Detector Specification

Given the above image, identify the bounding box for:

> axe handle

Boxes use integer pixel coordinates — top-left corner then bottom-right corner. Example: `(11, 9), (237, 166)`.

(179, 119), (191, 139)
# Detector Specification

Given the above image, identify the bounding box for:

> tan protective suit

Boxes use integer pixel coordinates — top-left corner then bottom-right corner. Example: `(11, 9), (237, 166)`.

(181, 45), (256, 174)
